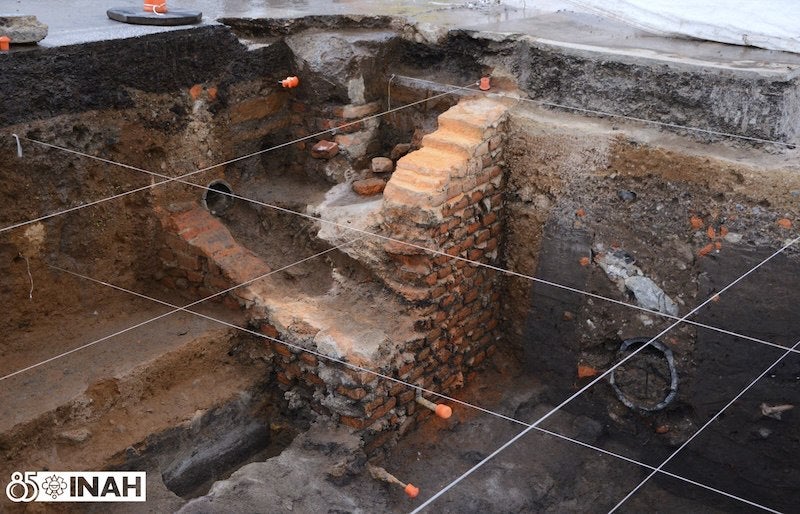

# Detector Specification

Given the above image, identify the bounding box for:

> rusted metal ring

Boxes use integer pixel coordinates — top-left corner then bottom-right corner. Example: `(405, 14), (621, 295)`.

(609, 336), (678, 412)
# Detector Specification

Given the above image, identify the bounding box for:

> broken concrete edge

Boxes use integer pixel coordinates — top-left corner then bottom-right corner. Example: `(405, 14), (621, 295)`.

(4, 12), (799, 145)
(456, 30), (800, 145)
(0, 15), (48, 44)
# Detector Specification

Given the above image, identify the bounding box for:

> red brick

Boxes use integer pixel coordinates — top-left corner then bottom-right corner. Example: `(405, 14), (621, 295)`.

(431, 286), (447, 298)
(304, 372), (325, 386)
(276, 372), (292, 386)
(459, 236), (475, 253)
(284, 362), (302, 379)
(423, 273), (438, 286)
(485, 238), (498, 251)
(340, 416), (367, 430)
(272, 341), (292, 357)
(482, 212), (498, 225)
(311, 140), (339, 159)
(300, 353), (317, 366)
(468, 249), (483, 261)
(343, 368), (378, 385)
(337, 385), (367, 400)
(471, 191), (484, 204)
(408, 366), (426, 382)
(186, 270), (204, 283)
(352, 178), (386, 196)
(390, 382), (406, 396)
(462, 266), (477, 278)
(440, 294), (456, 308)
(398, 390), (416, 405)
(464, 289), (479, 304)
(261, 324), (279, 339)
(436, 348), (452, 362)
(370, 397), (397, 421)
(398, 362), (414, 379)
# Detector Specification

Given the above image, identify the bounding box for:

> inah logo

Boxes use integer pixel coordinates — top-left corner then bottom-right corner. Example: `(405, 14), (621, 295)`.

(5, 471), (146, 502)
(42, 475), (67, 499)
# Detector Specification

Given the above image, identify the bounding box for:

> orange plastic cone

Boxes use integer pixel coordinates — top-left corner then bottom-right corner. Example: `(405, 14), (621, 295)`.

(144, 1), (167, 14)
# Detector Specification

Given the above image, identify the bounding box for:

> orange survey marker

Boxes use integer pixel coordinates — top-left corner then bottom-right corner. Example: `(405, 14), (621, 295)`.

(280, 76), (300, 88)
(479, 76), (491, 91)
(144, 1), (167, 13)
(416, 395), (452, 419)
(0, 36), (10, 52)
(368, 464), (420, 498)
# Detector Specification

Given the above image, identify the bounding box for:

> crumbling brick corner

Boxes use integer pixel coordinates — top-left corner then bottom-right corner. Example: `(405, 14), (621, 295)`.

(379, 96), (510, 410)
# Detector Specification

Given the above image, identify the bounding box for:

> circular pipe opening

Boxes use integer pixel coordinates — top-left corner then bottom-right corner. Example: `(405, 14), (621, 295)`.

(202, 180), (233, 214)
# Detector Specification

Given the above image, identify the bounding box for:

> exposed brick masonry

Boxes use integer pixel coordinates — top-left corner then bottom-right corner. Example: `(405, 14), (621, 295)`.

(155, 96), (510, 452)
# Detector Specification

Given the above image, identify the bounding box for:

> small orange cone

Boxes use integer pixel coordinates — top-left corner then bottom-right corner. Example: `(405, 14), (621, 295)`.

(479, 76), (491, 91)
(280, 76), (300, 88)
(416, 396), (452, 419)
(0, 36), (10, 52)
(144, 1), (167, 13)
(368, 464), (420, 499)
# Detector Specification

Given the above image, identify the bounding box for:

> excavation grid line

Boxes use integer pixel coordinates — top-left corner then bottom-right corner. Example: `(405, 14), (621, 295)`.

(608, 337), (800, 513)
(410, 234), (799, 513)
(4, 73), (797, 513)
(0, 238), (362, 382)
(2, 79), (477, 236)
(10, 137), (800, 358)
(48, 264), (781, 514)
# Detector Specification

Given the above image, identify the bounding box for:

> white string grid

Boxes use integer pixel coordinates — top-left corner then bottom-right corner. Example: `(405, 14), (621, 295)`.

(607, 337), (800, 513)
(391, 75), (798, 147)
(9, 140), (795, 512)
(47, 263), (783, 514)
(1, 79), (476, 236)
(9, 137), (800, 359)
(1, 76), (796, 512)
(410, 234), (799, 513)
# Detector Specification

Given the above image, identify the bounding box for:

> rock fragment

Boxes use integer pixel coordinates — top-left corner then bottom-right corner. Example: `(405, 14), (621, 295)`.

(352, 178), (386, 196)
(0, 15), (48, 44)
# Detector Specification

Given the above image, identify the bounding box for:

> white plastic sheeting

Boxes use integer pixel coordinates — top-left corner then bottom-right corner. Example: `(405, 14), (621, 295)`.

(564, 0), (800, 53)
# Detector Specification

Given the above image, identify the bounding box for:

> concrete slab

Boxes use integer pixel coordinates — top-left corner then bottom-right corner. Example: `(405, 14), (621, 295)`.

(8, 0), (800, 80)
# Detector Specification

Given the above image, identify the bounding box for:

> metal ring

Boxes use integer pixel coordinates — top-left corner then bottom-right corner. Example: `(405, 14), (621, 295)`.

(609, 336), (678, 412)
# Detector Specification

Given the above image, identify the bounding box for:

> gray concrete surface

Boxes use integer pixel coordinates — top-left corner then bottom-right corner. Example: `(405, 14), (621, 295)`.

(8, 0), (800, 79)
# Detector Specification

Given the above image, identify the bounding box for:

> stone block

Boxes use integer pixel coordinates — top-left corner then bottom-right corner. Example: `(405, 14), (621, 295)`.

(0, 15), (48, 44)
(390, 143), (412, 160)
(332, 101), (381, 119)
(371, 157), (394, 174)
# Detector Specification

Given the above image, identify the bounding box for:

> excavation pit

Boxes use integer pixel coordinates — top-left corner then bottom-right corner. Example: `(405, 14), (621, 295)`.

(1, 6), (799, 513)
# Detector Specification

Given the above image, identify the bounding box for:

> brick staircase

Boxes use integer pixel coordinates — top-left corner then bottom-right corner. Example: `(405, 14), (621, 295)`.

(384, 98), (509, 212)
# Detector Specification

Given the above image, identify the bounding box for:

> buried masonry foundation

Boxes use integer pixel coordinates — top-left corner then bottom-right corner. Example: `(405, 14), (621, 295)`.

(156, 97), (510, 446)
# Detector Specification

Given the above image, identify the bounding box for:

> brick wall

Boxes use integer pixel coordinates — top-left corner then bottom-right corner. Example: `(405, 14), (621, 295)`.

(153, 96), (510, 453)
(380, 96), (509, 406)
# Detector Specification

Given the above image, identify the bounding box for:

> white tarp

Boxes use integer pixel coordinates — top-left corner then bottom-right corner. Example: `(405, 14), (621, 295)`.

(565, 0), (800, 54)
